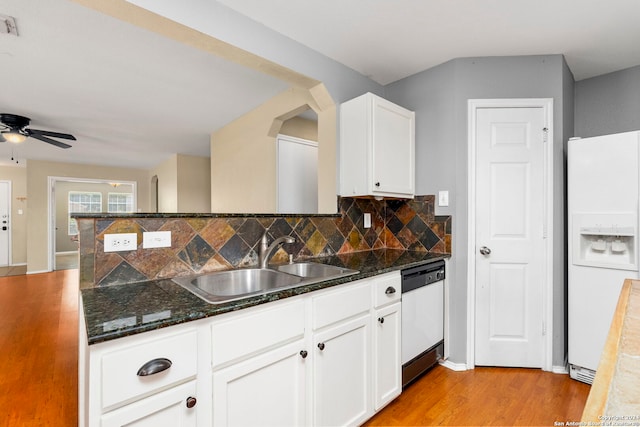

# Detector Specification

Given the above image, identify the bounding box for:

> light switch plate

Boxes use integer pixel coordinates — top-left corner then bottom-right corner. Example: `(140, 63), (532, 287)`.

(438, 190), (449, 207)
(143, 231), (172, 249)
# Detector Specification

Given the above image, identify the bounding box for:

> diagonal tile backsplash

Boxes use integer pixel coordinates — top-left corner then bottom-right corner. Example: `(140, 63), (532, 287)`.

(78, 196), (451, 288)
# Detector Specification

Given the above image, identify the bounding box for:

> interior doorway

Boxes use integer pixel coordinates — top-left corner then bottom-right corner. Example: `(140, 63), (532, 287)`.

(276, 134), (318, 214)
(48, 177), (137, 271)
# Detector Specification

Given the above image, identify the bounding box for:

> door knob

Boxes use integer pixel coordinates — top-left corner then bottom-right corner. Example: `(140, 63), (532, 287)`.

(479, 246), (492, 255)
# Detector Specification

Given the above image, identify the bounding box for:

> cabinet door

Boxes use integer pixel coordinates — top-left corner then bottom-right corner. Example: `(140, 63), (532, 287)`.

(212, 339), (307, 426)
(101, 381), (197, 427)
(313, 314), (371, 426)
(374, 302), (402, 410)
(371, 96), (415, 196)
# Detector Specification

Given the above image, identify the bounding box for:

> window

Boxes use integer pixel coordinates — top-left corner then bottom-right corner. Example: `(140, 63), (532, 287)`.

(108, 193), (134, 213)
(68, 192), (102, 235)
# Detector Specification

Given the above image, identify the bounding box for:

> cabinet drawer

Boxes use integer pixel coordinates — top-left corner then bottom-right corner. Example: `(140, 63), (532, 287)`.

(101, 380), (197, 427)
(373, 272), (401, 308)
(312, 282), (371, 330)
(211, 299), (305, 368)
(101, 329), (198, 411)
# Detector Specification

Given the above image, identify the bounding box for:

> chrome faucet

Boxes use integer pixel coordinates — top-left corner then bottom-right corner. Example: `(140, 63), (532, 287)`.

(259, 232), (295, 269)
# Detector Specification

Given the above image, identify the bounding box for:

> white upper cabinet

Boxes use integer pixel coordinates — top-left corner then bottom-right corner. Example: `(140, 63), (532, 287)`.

(340, 92), (415, 198)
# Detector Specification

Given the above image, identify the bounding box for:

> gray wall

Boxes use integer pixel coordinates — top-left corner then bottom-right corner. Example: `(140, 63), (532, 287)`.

(385, 55), (573, 368)
(574, 65), (640, 137)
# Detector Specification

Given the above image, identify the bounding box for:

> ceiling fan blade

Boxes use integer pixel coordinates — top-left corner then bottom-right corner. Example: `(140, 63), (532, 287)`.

(29, 133), (72, 149)
(28, 129), (76, 140)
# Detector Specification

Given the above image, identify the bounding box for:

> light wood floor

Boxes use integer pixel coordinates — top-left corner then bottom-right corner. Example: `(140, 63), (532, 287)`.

(0, 269), (591, 426)
(365, 365), (591, 426)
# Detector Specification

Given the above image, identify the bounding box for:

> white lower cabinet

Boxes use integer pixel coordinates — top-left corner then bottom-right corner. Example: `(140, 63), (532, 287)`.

(312, 314), (370, 426)
(212, 338), (307, 426)
(80, 321), (203, 427)
(82, 272), (404, 426)
(373, 302), (402, 410)
(101, 381), (197, 427)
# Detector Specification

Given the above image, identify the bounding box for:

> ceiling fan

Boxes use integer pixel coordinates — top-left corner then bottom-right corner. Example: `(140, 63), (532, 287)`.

(0, 113), (76, 149)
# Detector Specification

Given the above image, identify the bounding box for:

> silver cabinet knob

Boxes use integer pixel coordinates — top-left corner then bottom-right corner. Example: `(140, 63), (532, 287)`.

(479, 246), (492, 255)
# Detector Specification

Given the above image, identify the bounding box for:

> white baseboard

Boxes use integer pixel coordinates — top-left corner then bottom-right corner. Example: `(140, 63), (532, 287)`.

(27, 269), (51, 275)
(56, 251), (79, 256)
(552, 365), (569, 374)
(552, 356), (569, 374)
(439, 358), (568, 374)
(439, 359), (469, 371)
(10, 262), (26, 267)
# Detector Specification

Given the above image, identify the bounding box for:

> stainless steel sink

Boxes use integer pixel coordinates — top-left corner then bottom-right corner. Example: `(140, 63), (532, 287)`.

(173, 268), (303, 304)
(274, 262), (359, 279)
(173, 262), (359, 304)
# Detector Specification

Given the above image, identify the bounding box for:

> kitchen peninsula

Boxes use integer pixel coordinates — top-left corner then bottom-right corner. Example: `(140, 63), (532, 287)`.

(77, 196), (451, 426)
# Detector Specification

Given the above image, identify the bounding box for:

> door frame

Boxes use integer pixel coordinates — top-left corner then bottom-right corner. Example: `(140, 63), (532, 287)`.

(47, 176), (138, 272)
(466, 98), (554, 371)
(0, 180), (12, 266)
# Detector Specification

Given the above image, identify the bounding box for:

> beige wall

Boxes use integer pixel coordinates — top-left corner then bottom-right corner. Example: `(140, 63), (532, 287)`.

(150, 154), (211, 213)
(211, 85), (336, 213)
(27, 160), (150, 273)
(55, 181), (134, 252)
(0, 165), (27, 265)
(177, 154), (211, 213)
(150, 155), (178, 212)
(280, 116), (318, 141)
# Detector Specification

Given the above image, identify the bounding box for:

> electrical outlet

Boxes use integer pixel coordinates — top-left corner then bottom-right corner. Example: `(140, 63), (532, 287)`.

(104, 233), (138, 252)
(363, 213), (372, 228)
(143, 231), (172, 249)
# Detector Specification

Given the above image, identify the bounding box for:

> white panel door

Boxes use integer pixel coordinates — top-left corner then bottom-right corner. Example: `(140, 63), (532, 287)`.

(475, 107), (546, 367)
(0, 181), (10, 266)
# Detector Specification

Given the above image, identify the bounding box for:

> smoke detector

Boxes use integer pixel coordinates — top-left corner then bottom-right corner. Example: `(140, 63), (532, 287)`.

(0, 14), (18, 36)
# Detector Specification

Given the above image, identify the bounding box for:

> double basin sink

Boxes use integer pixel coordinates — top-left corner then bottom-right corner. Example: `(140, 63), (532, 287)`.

(173, 262), (359, 304)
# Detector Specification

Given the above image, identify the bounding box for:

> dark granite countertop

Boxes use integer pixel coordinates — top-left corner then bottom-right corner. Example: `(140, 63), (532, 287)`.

(81, 249), (448, 345)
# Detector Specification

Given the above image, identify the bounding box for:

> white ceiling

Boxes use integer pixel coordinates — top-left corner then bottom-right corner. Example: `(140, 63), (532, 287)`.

(2, 0), (640, 170)
(0, 0), (288, 168)
(218, 0), (640, 85)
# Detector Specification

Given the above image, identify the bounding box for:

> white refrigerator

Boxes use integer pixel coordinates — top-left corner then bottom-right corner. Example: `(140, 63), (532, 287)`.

(568, 130), (640, 383)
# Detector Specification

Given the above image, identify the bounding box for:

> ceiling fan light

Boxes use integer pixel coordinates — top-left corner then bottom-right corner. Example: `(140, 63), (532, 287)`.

(2, 131), (26, 144)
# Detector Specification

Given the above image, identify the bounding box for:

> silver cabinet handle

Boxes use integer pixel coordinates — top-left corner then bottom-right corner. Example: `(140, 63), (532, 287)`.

(479, 246), (492, 255)
(137, 358), (172, 376)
